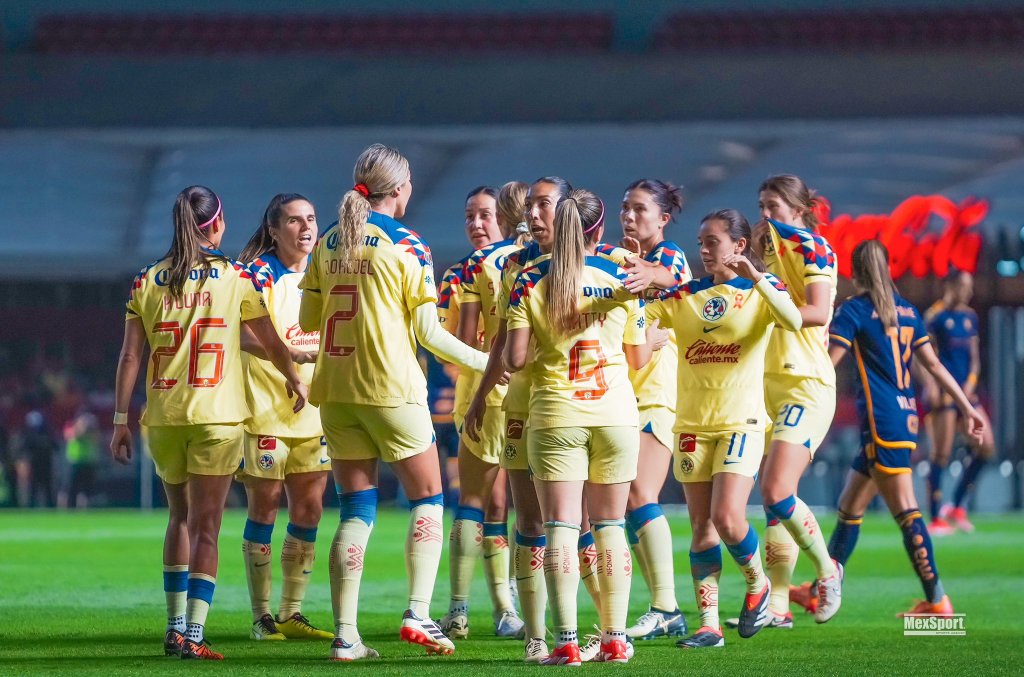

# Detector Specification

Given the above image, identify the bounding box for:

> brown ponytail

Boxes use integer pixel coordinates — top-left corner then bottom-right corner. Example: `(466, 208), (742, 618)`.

(546, 189), (604, 336)
(167, 185), (223, 301)
(852, 239), (899, 327)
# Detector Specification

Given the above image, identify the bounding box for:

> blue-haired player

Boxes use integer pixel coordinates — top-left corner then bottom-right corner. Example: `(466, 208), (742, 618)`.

(923, 270), (996, 534)
(824, 241), (984, 616)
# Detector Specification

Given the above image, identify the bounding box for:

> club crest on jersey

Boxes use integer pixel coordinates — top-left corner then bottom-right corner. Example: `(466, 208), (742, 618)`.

(257, 453), (275, 470)
(702, 296), (727, 321)
(680, 456), (694, 474)
(504, 443), (518, 460)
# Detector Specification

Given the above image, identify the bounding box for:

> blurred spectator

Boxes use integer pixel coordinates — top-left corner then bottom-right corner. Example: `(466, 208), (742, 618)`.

(60, 411), (101, 509)
(14, 411), (58, 507)
(0, 422), (11, 506)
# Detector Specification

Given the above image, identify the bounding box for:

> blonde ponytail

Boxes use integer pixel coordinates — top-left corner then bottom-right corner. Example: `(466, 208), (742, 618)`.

(497, 180), (530, 245)
(546, 189), (604, 336)
(336, 143), (410, 263)
(852, 240), (899, 327)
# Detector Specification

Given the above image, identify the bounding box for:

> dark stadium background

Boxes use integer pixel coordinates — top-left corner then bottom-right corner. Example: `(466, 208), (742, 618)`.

(2, 0), (1023, 512)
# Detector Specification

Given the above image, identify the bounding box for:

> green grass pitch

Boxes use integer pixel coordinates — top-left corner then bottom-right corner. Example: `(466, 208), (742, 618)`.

(1, 509), (1021, 675)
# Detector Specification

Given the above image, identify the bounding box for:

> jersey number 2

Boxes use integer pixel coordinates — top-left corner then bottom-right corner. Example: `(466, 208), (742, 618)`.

(568, 340), (608, 401)
(325, 285), (359, 357)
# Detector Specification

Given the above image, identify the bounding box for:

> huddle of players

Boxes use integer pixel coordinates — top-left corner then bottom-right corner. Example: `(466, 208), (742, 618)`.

(109, 142), (986, 663)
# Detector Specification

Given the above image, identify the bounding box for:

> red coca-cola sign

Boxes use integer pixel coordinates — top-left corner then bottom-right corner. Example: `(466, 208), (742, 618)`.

(814, 195), (986, 279)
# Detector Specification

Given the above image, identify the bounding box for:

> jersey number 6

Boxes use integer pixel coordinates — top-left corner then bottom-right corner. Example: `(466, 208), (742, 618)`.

(325, 285), (359, 357)
(568, 339), (608, 401)
(151, 318), (226, 389)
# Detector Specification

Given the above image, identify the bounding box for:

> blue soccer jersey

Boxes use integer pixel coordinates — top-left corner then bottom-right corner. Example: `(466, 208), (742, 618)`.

(829, 294), (930, 450)
(925, 304), (977, 386)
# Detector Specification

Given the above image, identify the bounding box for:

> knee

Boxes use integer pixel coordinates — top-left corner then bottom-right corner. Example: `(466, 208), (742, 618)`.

(710, 507), (746, 544)
(289, 500), (323, 528)
(167, 507), (188, 529)
(248, 504), (279, 525)
(761, 483), (790, 509)
(515, 511), (544, 537)
(484, 499), (508, 523)
(689, 518), (718, 551)
(626, 484), (655, 512)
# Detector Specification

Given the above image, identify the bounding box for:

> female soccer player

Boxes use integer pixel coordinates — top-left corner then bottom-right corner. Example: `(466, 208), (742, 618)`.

(751, 175), (843, 627)
(632, 209), (801, 649)
(826, 240), (984, 615)
(464, 175), (571, 663)
(236, 193), (332, 642)
(504, 188), (652, 666)
(924, 270), (995, 534)
(298, 143), (488, 660)
(442, 183), (525, 640)
(616, 179), (691, 640)
(110, 185), (308, 660)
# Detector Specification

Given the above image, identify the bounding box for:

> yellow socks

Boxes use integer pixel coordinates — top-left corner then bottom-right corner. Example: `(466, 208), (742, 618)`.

(483, 521), (515, 614)
(627, 504), (679, 612)
(578, 531), (602, 616)
(407, 494), (445, 618)
(766, 495), (835, 579)
(242, 519), (274, 622)
(765, 519), (798, 616)
(724, 525), (767, 594)
(689, 545), (722, 630)
(279, 523), (317, 619)
(514, 531), (548, 639)
(330, 488), (376, 642)
(448, 505), (484, 615)
(592, 520), (631, 633)
(545, 521), (581, 644)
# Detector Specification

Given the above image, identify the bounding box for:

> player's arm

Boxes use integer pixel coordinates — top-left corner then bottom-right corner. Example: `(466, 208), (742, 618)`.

(240, 323), (316, 364)
(623, 297), (653, 369)
(457, 301), (482, 347)
(965, 334), (981, 399)
(298, 289), (323, 334)
(110, 317), (146, 465)
(245, 315), (308, 412)
(412, 301), (488, 373)
(914, 342), (984, 441)
(464, 320), (510, 442)
(828, 342), (848, 367)
(624, 342), (652, 371)
(799, 280), (832, 327)
(503, 326), (531, 372)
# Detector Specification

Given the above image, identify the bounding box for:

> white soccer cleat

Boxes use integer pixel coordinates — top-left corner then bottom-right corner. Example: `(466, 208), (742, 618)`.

(814, 560), (844, 624)
(495, 609), (525, 638)
(524, 637), (549, 663)
(626, 607), (688, 639)
(439, 610), (469, 639)
(330, 637), (380, 661)
(400, 610), (455, 655)
(580, 634), (601, 663)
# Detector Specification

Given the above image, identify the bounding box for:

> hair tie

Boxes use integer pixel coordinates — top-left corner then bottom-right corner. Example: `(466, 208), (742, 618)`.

(515, 221), (529, 235)
(197, 197), (222, 230)
(583, 198), (605, 234)
(353, 183), (370, 197)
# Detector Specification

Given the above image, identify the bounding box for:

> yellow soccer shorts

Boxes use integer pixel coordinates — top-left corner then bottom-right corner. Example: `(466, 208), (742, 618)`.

(528, 426), (639, 484)
(146, 423), (244, 485)
(639, 405), (675, 451)
(673, 429), (765, 483)
(240, 433), (329, 481)
(764, 375), (836, 458)
(500, 410), (530, 471)
(320, 402), (435, 463)
(460, 404), (504, 465)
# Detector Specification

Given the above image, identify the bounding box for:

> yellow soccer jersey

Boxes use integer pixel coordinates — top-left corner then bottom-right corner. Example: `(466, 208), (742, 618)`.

(300, 212), (437, 407)
(461, 238), (519, 407)
(506, 256), (645, 429)
(125, 251), (269, 426)
(763, 219), (838, 384)
(628, 240), (692, 410)
(243, 253), (322, 438)
(647, 273), (796, 433)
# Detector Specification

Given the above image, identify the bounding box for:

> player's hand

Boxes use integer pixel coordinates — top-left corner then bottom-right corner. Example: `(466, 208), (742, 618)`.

(646, 318), (670, 351)
(291, 349), (318, 365)
(620, 237), (644, 257)
(722, 253), (763, 282)
(962, 406), (985, 444)
(287, 379), (309, 413)
(464, 396), (486, 443)
(624, 256), (659, 294)
(751, 219), (771, 257)
(110, 425), (133, 465)
(497, 370), (511, 386)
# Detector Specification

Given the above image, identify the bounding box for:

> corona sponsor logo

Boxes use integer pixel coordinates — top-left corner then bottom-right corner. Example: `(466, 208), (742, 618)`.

(154, 267), (220, 287)
(326, 231), (339, 250)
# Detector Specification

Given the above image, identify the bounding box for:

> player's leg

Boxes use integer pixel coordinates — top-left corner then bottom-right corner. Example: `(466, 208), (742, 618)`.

(329, 457), (380, 660)
(161, 480), (189, 656)
(625, 423), (684, 640)
(242, 477), (286, 640)
(578, 486), (601, 618)
(483, 469), (521, 637)
(182, 472), (233, 659)
(762, 440), (840, 623)
(677, 480), (724, 649)
(277, 465), (331, 638)
(950, 405), (995, 531)
(443, 442), (499, 638)
(927, 408), (957, 534)
(509, 468), (549, 661)
(872, 461), (952, 615)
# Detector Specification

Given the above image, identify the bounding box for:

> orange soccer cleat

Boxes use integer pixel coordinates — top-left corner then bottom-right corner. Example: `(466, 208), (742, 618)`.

(899, 595), (954, 617)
